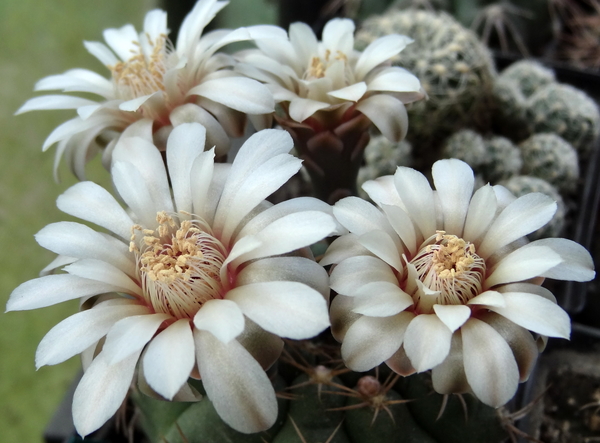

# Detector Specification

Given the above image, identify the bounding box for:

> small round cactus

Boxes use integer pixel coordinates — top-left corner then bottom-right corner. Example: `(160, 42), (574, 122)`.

(500, 175), (567, 239)
(491, 77), (530, 141)
(358, 135), (412, 197)
(499, 60), (556, 98)
(519, 133), (580, 194)
(526, 83), (600, 155)
(479, 135), (522, 183)
(356, 9), (496, 145)
(441, 129), (486, 168)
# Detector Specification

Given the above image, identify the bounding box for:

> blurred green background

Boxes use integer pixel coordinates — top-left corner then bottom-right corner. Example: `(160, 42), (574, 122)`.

(0, 1), (154, 442)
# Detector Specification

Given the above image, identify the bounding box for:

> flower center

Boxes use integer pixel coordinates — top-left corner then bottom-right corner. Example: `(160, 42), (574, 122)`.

(131, 211), (227, 319)
(410, 231), (485, 305)
(306, 49), (348, 79)
(109, 34), (169, 100)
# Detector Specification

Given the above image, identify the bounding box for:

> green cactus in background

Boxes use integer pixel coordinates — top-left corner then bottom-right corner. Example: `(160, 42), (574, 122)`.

(132, 342), (510, 442)
(441, 129), (486, 168)
(519, 133), (579, 194)
(491, 77), (530, 141)
(500, 175), (566, 239)
(499, 60), (555, 98)
(355, 9), (496, 148)
(357, 135), (412, 196)
(479, 135), (522, 183)
(526, 83), (600, 155)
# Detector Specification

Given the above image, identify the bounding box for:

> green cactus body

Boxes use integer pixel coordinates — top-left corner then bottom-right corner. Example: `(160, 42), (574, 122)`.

(273, 373), (350, 443)
(499, 60), (555, 98)
(526, 83), (600, 155)
(499, 175), (566, 239)
(134, 376), (289, 443)
(441, 129), (486, 168)
(356, 10), (496, 146)
(491, 77), (530, 141)
(343, 376), (437, 443)
(396, 373), (508, 443)
(519, 133), (579, 194)
(480, 135), (522, 183)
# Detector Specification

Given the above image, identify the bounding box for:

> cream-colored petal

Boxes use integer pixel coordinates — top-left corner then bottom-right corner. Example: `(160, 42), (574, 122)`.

(485, 246), (562, 288)
(356, 94), (408, 142)
(432, 159), (474, 237)
(404, 314), (452, 372)
(431, 332), (469, 394)
(433, 304), (471, 333)
(193, 299), (245, 344)
(461, 318), (519, 407)
(352, 282), (413, 317)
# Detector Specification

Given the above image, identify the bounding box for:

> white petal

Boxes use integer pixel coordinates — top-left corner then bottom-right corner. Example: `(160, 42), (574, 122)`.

(352, 282), (413, 317)
(342, 312), (414, 371)
(433, 304), (471, 332)
(355, 35), (413, 80)
(288, 97), (330, 122)
(530, 238), (595, 282)
(169, 103), (230, 157)
(404, 314), (452, 372)
(35, 69), (113, 97)
(143, 319), (195, 400)
(432, 159), (474, 237)
(461, 318), (519, 407)
(190, 148), (216, 219)
(35, 301), (148, 367)
(236, 256), (330, 300)
(167, 123), (207, 215)
(367, 67), (421, 93)
(289, 22), (318, 66)
(103, 313), (169, 364)
(64, 259), (141, 296)
(7, 275), (125, 312)
(112, 137), (173, 214)
(467, 290), (506, 307)
(333, 196), (398, 244)
(35, 221), (134, 277)
(320, 233), (371, 266)
(57, 181), (134, 241)
(488, 292), (570, 338)
(362, 175), (403, 207)
(393, 166), (436, 240)
(226, 281), (329, 339)
(231, 212), (336, 266)
(322, 18), (355, 55)
(72, 349), (140, 437)
(356, 94), (408, 142)
(328, 82), (367, 101)
(111, 162), (157, 227)
(103, 24), (139, 61)
(83, 40), (119, 66)
(118, 93), (159, 112)
(358, 230), (402, 271)
(485, 246), (562, 288)
(188, 77), (274, 114)
(330, 255), (398, 296)
(195, 330), (277, 433)
(463, 185), (497, 243)
(193, 299), (245, 344)
(478, 193), (557, 259)
(16, 95), (96, 114)
(143, 9), (168, 41)
(380, 204), (418, 256)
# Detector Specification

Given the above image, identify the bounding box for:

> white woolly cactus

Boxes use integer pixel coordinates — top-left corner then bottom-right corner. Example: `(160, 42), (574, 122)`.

(355, 9), (496, 142)
(526, 83), (600, 155)
(480, 135), (522, 183)
(441, 128), (486, 168)
(500, 175), (567, 240)
(519, 133), (580, 194)
(499, 60), (556, 98)
(491, 77), (530, 141)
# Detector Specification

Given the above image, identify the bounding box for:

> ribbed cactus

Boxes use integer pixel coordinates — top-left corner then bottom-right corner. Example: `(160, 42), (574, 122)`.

(132, 343), (510, 442)
(500, 175), (566, 239)
(526, 83), (600, 155)
(355, 9), (496, 145)
(519, 133), (580, 194)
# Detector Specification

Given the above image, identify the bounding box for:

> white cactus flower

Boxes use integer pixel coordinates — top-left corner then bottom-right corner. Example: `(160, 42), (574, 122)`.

(7, 124), (339, 436)
(17, 0), (281, 179)
(324, 158), (594, 407)
(236, 17), (424, 140)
